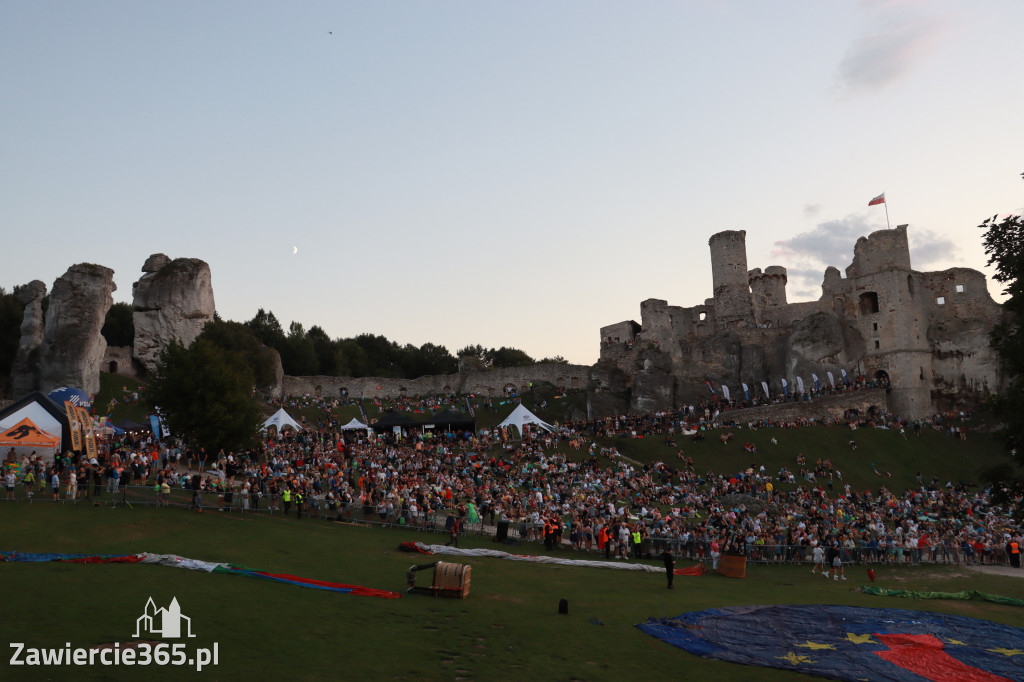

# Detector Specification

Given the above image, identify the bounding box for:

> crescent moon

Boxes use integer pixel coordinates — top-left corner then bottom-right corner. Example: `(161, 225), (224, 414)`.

(292, 246), (298, 255)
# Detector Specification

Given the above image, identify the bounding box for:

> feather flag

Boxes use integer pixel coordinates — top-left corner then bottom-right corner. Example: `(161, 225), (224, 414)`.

(761, 381), (770, 398)
(722, 385), (730, 401)
(781, 378), (789, 396)
(742, 383), (750, 401)
(796, 376), (805, 394)
(812, 374), (820, 392)
(841, 368), (850, 386)
(827, 371), (835, 388)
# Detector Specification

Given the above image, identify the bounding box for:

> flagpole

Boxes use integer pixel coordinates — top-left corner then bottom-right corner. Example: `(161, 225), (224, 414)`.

(884, 200), (890, 229)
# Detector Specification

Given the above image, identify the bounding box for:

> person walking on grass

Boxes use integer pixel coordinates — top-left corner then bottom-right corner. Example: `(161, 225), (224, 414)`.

(829, 553), (847, 581)
(811, 543), (826, 576)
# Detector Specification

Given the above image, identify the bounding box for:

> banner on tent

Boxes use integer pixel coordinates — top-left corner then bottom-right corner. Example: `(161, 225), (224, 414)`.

(65, 401), (82, 452)
(78, 406), (97, 460)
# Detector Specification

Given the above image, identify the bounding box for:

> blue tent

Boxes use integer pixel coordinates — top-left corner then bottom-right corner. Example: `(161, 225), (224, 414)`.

(47, 386), (92, 410)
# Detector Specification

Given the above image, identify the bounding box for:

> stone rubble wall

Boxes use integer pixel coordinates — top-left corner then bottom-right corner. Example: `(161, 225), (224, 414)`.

(281, 363), (592, 400)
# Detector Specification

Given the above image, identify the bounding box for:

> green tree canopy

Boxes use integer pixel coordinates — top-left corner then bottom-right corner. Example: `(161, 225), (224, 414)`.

(101, 301), (135, 347)
(146, 337), (263, 453)
(979, 172), (1024, 516)
(245, 308), (286, 349)
(0, 287), (26, 392)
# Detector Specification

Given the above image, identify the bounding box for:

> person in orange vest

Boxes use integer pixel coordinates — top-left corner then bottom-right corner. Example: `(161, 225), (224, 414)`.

(598, 525), (609, 559)
(1007, 535), (1021, 569)
(543, 519), (553, 550)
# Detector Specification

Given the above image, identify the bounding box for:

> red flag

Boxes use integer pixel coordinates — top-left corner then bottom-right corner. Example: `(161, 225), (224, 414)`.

(868, 193), (885, 206)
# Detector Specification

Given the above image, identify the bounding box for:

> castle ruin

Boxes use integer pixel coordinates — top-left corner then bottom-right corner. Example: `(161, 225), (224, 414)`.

(599, 226), (1004, 419)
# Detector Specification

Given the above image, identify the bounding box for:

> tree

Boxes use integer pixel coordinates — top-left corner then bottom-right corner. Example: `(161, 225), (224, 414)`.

(307, 325), (337, 375)
(335, 339), (370, 377)
(245, 308), (286, 350)
(146, 338), (263, 453)
(280, 321), (319, 376)
(198, 319), (277, 388)
(979, 174), (1024, 516)
(487, 346), (535, 368)
(0, 287), (25, 393)
(457, 344), (489, 366)
(101, 301), (135, 347)
(415, 342), (458, 376)
(537, 355), (569, 365)
(354, 333), (403, 377)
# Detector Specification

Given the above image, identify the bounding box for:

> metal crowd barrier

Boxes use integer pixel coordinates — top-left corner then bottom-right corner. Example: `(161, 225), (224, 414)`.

(2, 485), (1013, 567)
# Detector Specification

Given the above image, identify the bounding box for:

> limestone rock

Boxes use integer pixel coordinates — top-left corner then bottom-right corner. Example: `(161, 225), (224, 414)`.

(132, 255), (215, 375)
(10, 280), (48, 396)
(37, 264), (116, 396)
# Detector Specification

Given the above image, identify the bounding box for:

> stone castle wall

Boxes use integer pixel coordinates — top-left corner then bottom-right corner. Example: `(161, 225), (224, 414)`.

(281, 363), (592, 400)
(719, 388), (888, 424)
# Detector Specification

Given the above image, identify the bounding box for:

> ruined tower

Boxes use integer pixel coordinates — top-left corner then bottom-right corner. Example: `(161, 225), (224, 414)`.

(708, 230), (753, 327)
(748, 266), (788, 324)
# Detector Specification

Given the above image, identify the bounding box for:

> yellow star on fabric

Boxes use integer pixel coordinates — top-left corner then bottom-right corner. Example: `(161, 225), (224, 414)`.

(795, 640), (837, 651)
(777, 652), (813, 665)
(987, 648), (1024, 657)
(945, 639), (967, 646)
(845, 633), (876, 645)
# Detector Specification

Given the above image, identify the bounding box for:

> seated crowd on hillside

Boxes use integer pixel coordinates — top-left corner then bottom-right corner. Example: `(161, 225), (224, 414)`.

(3, 399), (1020, 569)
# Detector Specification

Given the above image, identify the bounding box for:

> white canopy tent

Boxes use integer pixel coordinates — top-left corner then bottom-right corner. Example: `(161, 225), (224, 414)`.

(262, 408), (303, 433)
(498, 403), (554, 435)
(340, 417), (369, 430)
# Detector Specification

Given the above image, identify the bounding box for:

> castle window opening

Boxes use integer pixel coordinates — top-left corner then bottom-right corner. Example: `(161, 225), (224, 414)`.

(859, 292), (879, 314)
(699, 312), (707, 321)
(872, 322), (878, 331)
(936, 296), (945, 305)
(315, 384), (323, 398)
(874, 340), (880, 349)
(109, 361), (118, 373)
(955, 284), (964, 293)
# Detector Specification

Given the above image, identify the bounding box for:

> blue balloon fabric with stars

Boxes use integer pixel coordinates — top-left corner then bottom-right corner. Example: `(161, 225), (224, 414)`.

(637, 604), (1023, 681)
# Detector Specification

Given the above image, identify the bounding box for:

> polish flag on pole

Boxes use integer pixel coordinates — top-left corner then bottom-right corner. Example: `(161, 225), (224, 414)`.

(868, 193), (885, 206)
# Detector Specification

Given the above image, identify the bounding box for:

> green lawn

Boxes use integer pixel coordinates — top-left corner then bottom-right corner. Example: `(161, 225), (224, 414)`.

(1, 502), (1022, 681)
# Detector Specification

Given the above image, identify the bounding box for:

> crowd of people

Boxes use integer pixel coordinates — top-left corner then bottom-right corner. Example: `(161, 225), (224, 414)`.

(3, 400), (1021, 571)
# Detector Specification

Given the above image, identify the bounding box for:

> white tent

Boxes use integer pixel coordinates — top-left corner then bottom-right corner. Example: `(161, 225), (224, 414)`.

(262, 408), (303, 432)
(340, 417), (369, 430)
(498, 403), (554, 434)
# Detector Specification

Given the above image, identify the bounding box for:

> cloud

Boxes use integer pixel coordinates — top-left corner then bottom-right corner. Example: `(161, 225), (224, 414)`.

(908, 228), (959, 269)
(836, 14), (947, 93)
(772, 217), (963, 298)
(802, 203), (822, 218)
(773, 215), (873, 266)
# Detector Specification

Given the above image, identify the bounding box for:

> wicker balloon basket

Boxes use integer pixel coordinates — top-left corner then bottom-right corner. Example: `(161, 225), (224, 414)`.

(432, 561), (471, 599)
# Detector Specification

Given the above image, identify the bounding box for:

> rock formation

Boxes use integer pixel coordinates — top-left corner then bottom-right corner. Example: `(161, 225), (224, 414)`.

(37, 264), (116, 396)
(10, 280), (48, 396)
(132, 254), (216, 375)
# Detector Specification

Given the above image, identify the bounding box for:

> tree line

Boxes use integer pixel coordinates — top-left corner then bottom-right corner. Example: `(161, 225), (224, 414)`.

(241, 308), (565, 378)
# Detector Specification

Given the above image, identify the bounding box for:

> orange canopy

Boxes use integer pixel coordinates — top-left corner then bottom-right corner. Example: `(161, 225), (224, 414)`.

(0, 417), (60, 448)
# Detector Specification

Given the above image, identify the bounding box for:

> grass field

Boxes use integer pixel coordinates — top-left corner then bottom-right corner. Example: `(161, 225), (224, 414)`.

(1, 501), (1022, 681)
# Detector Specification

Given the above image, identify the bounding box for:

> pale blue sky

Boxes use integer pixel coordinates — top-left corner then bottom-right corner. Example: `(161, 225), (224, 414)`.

(3, 1), (1022, 365)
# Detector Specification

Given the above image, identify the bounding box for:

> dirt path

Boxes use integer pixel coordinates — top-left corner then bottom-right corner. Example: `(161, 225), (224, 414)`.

(961, 563), (1024, 579)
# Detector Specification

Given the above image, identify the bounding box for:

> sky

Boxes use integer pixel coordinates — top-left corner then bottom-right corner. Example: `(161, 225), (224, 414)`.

(3, 1), (1023, 366)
